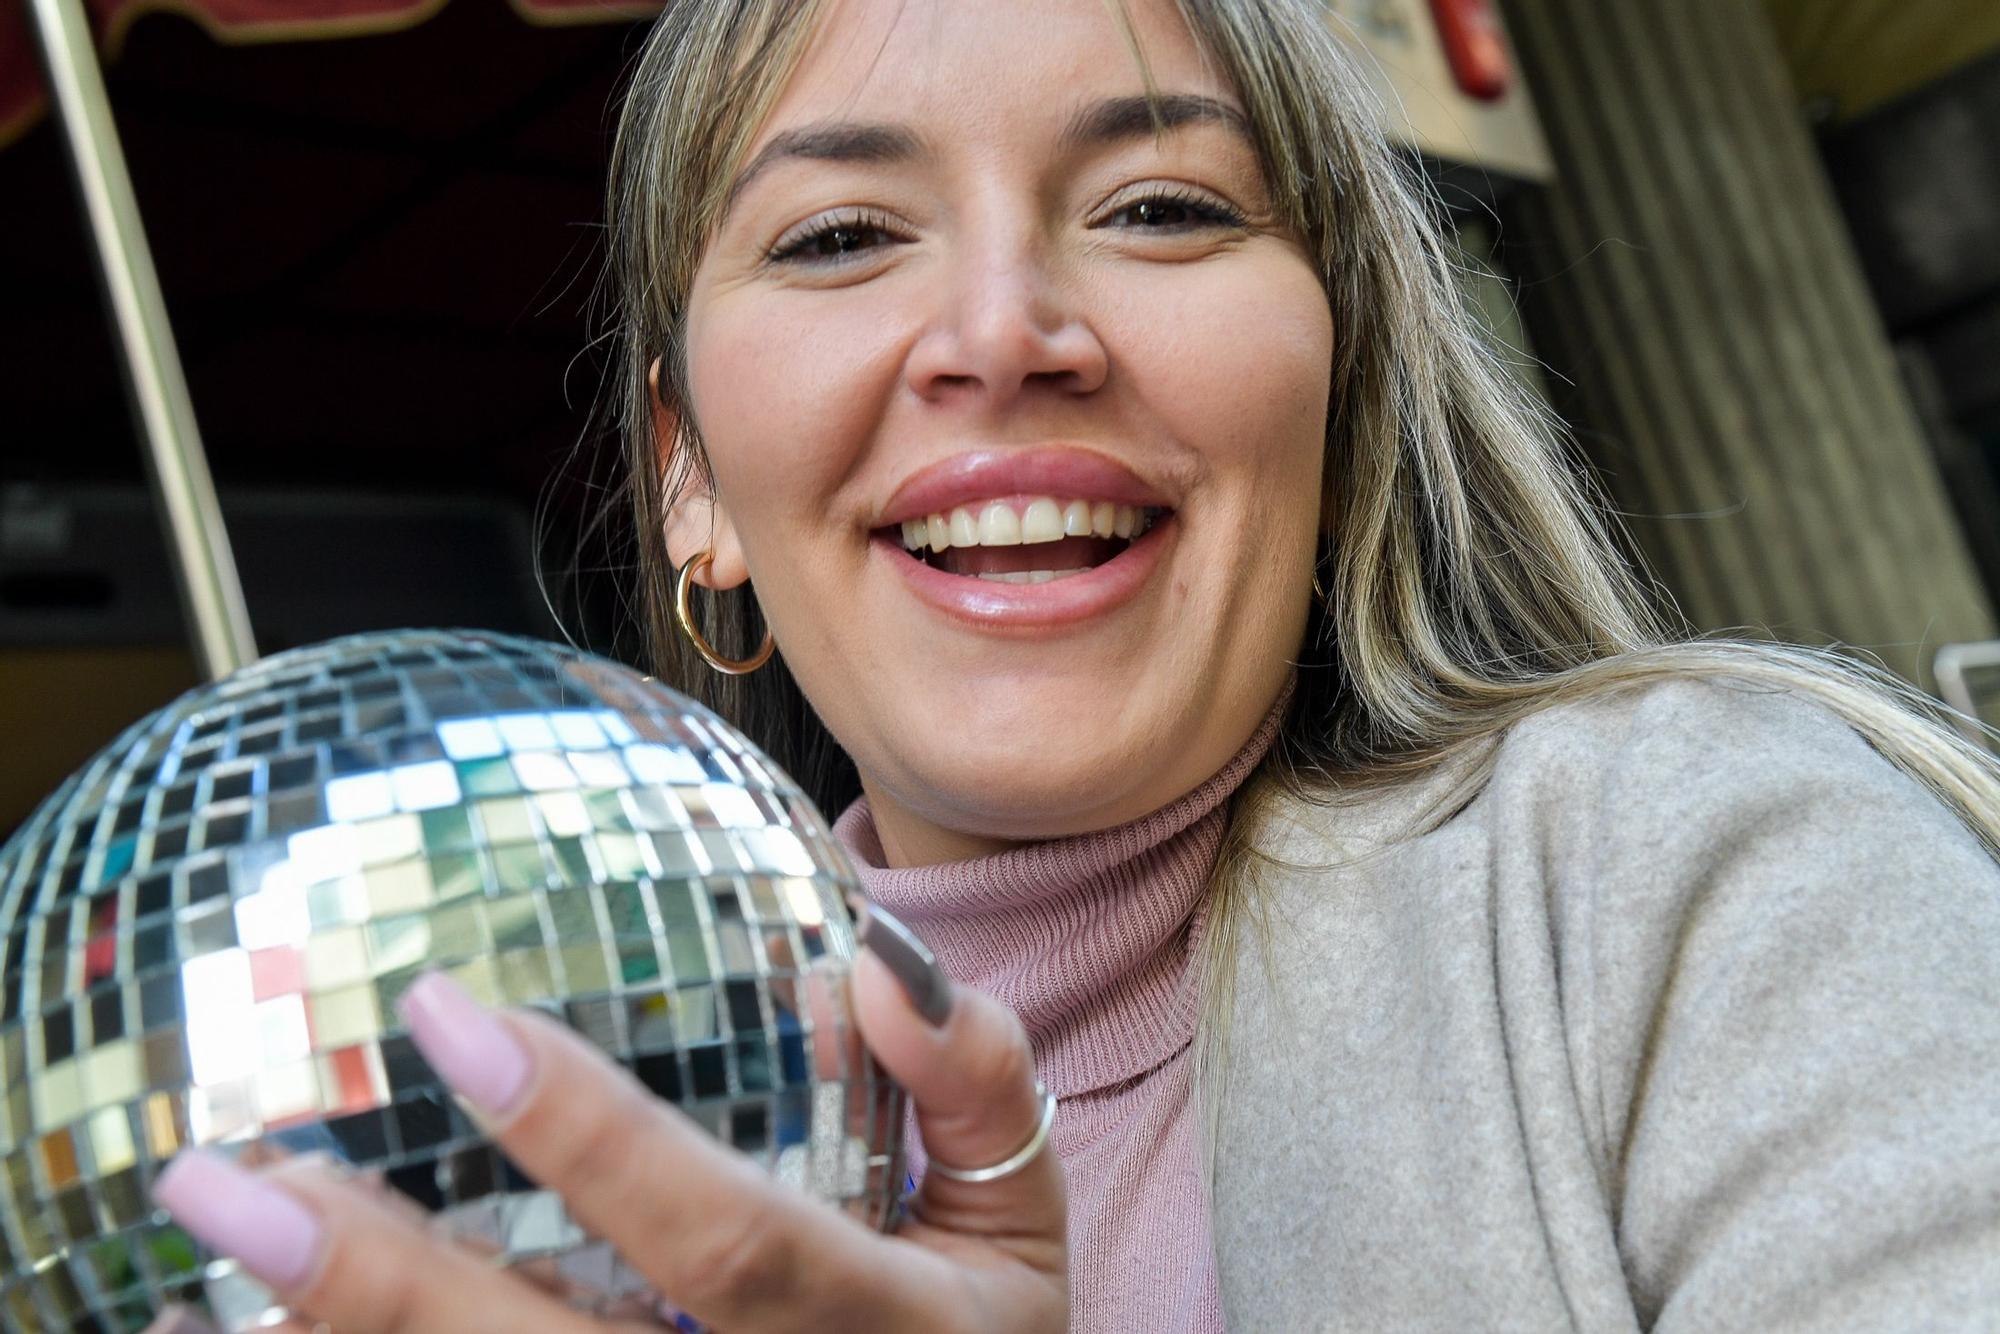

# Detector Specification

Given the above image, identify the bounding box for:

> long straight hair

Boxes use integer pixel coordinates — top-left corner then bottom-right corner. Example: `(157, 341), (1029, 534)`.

(593, 0), (2000, 1138)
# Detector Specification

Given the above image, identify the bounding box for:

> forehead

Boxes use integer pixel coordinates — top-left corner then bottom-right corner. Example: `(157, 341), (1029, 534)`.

(758, 0), (1229, 144)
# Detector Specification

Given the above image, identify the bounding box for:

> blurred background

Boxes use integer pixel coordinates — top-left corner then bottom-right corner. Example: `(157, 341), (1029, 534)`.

(3, 0), (1999, 839)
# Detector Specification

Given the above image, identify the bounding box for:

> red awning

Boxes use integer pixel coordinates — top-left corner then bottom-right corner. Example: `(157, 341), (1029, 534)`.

(1, 0), (662, 150)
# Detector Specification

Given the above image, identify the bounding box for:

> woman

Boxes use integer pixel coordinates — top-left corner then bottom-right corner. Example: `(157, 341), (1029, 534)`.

(150, 0), (2000, 1329)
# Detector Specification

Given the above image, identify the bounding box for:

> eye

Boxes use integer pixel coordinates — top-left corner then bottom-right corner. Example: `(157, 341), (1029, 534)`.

(767, 208), (902, 267)
(1102, 185), (1248, 232)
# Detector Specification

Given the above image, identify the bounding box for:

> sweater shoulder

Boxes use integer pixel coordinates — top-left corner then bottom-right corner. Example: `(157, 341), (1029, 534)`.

(1493, 670), (1879, 793)
(1223, 681), (2000, 1334)
(1482, 671), (1986, 871)
(1251, 669), (1977, 875)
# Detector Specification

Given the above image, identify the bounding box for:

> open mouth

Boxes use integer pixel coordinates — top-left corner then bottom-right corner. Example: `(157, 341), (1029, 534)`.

(879, 496), (1168, 583)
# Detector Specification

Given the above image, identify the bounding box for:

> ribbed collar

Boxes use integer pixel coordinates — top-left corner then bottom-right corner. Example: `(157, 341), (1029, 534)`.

(832, 689), (1290, 1098)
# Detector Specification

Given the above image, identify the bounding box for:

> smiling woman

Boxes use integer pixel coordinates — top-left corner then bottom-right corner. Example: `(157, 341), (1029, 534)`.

(645, 4), (1332, 860)
(141, 0), (2000, 1331)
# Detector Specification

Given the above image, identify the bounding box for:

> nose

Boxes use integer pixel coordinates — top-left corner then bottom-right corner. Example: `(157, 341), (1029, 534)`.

(903, 226), (1109, 411)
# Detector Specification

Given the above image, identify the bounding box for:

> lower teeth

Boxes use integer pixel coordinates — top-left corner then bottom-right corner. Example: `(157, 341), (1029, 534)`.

(974, 569), (1091, 584)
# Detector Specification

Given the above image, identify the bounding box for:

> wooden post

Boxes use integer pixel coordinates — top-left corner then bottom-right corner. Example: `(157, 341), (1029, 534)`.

(1498, 0), (1992, 686)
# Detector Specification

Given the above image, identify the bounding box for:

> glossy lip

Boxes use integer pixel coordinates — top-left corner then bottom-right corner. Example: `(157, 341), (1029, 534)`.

(875, 446), (1176, 527)
(873, 511), (1177, 630)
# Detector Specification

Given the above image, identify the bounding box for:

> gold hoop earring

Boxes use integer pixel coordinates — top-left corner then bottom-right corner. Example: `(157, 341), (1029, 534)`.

(675, 551), (776, 675)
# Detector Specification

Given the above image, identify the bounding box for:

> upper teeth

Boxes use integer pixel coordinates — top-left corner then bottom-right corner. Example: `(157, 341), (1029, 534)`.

(898, 498), (1152, 552)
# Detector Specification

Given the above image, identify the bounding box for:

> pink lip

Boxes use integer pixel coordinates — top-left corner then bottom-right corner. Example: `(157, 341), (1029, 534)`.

(873, 513), (1176, 630)
(876, 447), (1174, 526)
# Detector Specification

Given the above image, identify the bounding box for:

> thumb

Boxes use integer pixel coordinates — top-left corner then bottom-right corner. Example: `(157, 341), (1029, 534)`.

(848, 901), (1068, 1261)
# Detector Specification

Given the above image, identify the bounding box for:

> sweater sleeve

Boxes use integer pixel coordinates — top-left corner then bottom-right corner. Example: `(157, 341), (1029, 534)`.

(1546, 677), (2000, 1332)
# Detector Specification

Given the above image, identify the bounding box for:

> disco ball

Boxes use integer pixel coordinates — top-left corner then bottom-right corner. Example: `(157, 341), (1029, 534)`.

(0, 629), (905, 1332)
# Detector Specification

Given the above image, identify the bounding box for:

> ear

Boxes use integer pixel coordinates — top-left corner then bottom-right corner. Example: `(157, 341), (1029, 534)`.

(649, 357), (749, 590)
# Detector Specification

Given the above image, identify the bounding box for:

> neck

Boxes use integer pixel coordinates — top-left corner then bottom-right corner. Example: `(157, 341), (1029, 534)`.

(863, 802), (1018, 867)
(855, 682), (1296, 867)
(832, 685), (1291, 1095)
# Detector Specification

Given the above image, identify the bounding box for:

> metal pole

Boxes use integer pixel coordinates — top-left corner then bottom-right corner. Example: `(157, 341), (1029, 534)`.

(24, 0), (257, 679)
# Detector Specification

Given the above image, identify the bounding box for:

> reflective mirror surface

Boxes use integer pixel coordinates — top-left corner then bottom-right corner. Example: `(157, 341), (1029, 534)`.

(0, 630), (904, 1331)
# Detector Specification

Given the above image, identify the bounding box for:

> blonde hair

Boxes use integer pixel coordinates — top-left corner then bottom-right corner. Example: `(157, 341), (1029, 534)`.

(594, 0), (2000, 1144)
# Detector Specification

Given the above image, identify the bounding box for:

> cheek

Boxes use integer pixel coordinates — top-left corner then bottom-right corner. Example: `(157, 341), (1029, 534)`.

(684, 294), (905, 524)
(1111, 256), (1332, 639)
(1107, 256), (1333, 481)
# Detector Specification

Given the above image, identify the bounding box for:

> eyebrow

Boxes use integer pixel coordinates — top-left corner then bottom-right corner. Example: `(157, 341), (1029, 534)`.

(720, 92), (1254, 219)
(1055, 92), (1252, 156)
(722, 122), (926, 219)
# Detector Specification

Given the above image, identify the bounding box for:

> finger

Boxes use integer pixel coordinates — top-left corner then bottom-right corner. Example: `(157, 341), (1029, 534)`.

(845, 914), (1065, 1270)
(333, 1161), (623, 1310)
(151, 1149), (604, 1334)
(395, 969), (966, 1331)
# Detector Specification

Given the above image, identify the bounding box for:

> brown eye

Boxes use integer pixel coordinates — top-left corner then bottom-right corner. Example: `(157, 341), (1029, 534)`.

(769, 210), (901, 266)
(805, 225), (888, 258)
(1129, 199), (1195, 227)
(1106, 188), (1247, 233)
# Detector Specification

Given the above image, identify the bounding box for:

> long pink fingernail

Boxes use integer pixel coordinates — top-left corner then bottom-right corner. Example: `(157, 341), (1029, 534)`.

(153, 1151), (322, 1291)
(397, 970), (533, 1115)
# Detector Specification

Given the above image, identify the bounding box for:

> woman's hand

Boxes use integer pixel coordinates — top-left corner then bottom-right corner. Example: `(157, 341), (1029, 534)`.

(145, 903), (1067, 1333)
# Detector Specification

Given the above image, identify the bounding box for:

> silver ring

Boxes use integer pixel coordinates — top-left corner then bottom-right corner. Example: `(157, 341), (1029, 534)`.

(925, 1081), (1057, 1184)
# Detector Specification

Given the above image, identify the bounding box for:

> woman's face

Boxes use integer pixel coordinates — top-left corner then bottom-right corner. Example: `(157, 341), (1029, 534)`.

(669, 0), (1332, 863)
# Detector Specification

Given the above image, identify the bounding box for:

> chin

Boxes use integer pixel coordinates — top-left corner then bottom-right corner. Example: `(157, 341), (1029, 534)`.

(844, 658), (1231, 834)
(888, 742), (1171, 842)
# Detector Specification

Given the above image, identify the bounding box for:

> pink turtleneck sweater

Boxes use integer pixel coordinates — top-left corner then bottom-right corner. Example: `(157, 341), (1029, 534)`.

(832, 705), (1285, 1333)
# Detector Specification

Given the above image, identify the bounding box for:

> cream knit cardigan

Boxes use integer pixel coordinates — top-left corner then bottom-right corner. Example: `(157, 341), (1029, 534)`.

(1214, 675), (2000, 1331)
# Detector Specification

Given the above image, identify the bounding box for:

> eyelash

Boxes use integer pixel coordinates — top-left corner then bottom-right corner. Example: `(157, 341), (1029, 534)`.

(765, 185), (1249, 267)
